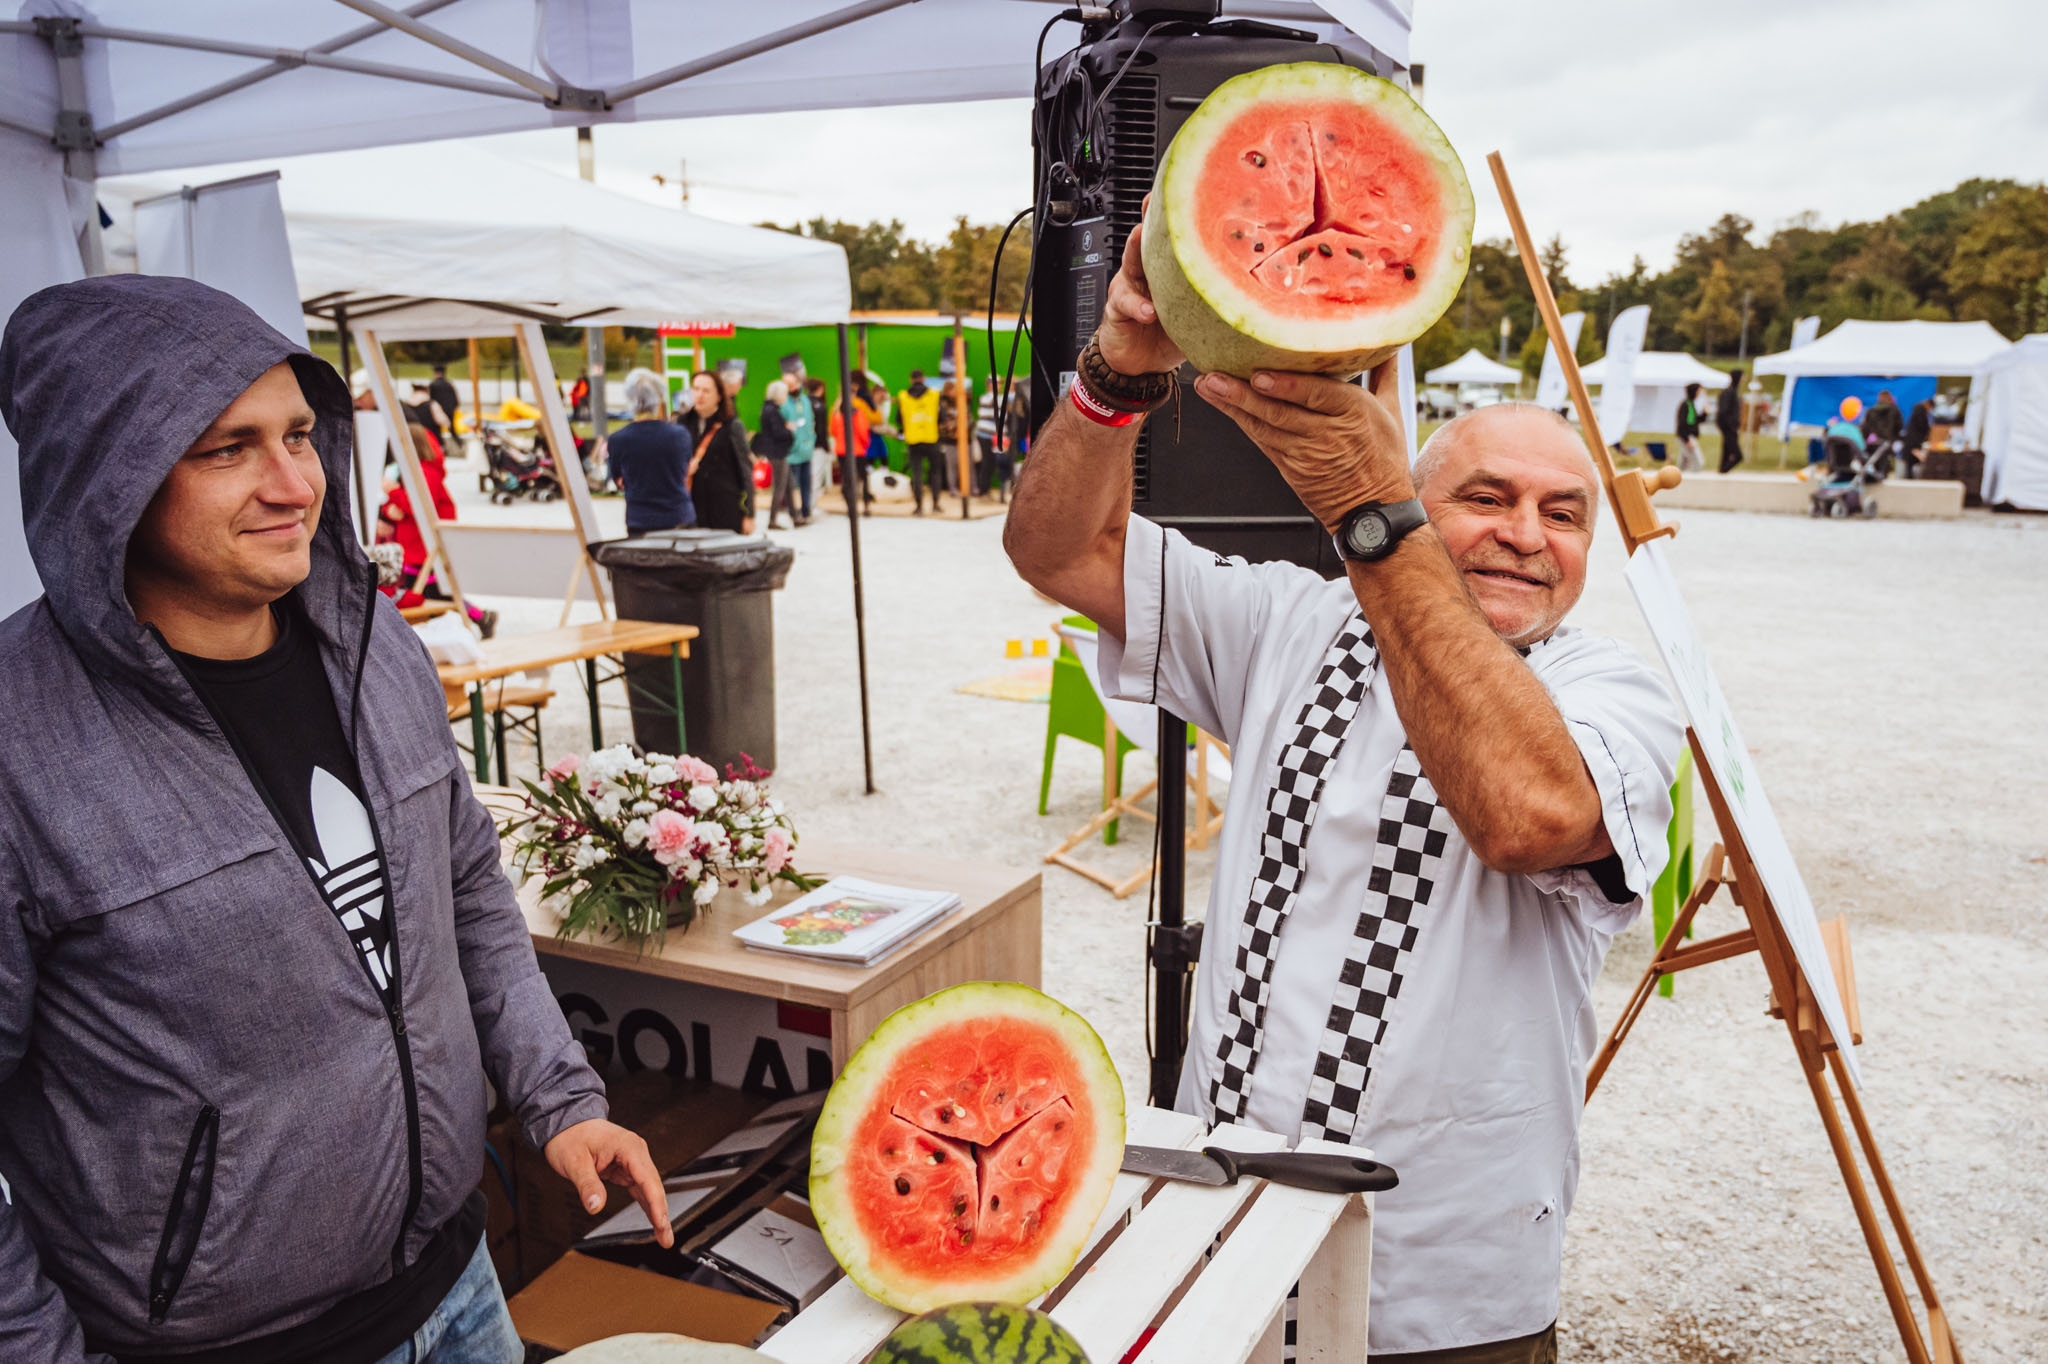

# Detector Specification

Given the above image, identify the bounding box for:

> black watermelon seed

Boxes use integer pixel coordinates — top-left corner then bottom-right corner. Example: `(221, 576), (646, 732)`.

(990, 1194), (1001, 1209)
(1403, 264), (1417, 280)
(936, 1108), (951, 1123)
(1296, 248), (1312, 264)
(1317, 242), (1334, 257)
(1347, 247), (1366, 260)
(895, 1176), (912, 1195)
(953, 1196), (968, 1217)
(1254, 242), (1265, 252)
(932, 1148), (946, 1163)
(1247, 151), (1266, 167)
(960, 1229), (975, 1245)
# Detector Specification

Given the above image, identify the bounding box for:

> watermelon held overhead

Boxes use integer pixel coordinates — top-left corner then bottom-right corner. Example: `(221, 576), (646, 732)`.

(811, 983), (1126, 1315)
(1142, 62), (1475, 378)
(865, 1302), (1091, 1364)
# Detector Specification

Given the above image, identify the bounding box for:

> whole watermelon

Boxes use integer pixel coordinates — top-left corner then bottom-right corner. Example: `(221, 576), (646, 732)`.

(867, 1303), (1090, 1364)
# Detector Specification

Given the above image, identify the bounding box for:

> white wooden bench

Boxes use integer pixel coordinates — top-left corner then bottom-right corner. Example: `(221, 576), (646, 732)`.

(761, 1106), (1374, 1364)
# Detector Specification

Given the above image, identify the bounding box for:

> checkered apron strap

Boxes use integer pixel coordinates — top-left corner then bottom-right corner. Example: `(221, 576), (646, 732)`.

(1299, 747), (1456, 1142)
(1208, 616), (1381, 1125)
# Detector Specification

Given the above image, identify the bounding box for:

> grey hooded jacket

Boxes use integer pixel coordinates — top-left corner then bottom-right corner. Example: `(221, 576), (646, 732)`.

(0, 277), (607, 1361)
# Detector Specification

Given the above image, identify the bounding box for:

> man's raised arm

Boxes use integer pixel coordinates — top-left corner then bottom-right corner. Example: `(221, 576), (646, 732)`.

(1002, 224), (1185, 641)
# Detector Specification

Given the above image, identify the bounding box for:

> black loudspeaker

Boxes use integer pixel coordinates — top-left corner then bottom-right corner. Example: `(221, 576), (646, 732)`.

(1030, 9), (1389, 574)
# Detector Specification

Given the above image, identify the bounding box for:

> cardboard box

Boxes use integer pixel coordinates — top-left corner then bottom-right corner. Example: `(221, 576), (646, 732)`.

(513, 1072), (767, 1284)
(509, 1250), (782, 1354)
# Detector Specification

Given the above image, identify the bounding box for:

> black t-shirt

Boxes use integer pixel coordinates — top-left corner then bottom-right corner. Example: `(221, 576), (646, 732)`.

(165, 601), (486, 1364)
(175, 602), (395, 1006)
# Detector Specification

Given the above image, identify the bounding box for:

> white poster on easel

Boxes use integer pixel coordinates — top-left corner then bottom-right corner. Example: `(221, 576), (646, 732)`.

(1624, 540), (1861, 1086)
(1596, 305), (1650, 447)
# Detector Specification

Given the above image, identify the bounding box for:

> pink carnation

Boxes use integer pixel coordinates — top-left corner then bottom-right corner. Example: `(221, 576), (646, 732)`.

(763, 827), (792, 874)
(546, 753), (581, 781)
(677, 755), (719, 786)
(646, 809), (693, 862)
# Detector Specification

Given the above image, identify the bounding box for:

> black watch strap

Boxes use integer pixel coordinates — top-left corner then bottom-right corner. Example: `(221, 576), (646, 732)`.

(1332, 498), (1428, 563)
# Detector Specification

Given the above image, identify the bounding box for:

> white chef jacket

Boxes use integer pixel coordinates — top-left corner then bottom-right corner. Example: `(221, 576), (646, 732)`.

(1096, 517), (1682, 1354)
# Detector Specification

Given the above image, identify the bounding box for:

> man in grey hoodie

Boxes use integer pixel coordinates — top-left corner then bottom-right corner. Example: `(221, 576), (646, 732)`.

(0, 276), (671, 1363)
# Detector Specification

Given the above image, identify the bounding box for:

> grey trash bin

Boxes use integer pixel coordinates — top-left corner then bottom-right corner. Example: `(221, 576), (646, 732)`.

(591, 530), (795, 773)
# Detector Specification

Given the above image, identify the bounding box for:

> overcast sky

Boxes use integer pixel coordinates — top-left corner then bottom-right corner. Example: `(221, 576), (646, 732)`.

(266, 0), (2047, 284)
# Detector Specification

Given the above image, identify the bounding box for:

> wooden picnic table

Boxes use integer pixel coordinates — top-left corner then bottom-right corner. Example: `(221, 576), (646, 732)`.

(438, 619), (698, 781)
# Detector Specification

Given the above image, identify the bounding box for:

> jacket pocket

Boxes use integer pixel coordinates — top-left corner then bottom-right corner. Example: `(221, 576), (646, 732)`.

(149, 1104), (220, 1325)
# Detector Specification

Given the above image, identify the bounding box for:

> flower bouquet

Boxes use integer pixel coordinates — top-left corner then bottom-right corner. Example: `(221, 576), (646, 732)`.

(499, 745), (817, 951)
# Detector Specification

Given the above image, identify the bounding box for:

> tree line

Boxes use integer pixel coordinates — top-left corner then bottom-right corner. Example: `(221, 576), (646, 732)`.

(1422, 177), (2048, 381)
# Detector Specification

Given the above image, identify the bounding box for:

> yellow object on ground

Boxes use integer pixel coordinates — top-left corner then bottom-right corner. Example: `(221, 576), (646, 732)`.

(496, 397), (541, 422)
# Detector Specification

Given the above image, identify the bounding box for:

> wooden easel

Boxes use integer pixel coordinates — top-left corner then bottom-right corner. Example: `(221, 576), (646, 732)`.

(1490, 152), (1962, 1364)
(358, 322), (614, 628)
(1045, 725), (1229, 899)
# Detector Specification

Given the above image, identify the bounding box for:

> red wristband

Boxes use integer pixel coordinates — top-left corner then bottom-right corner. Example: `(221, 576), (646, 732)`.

(1068, 377), (1141, 428)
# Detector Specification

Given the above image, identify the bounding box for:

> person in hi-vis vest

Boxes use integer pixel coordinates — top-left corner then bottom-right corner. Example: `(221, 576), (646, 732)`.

(896, 369), (943, 515)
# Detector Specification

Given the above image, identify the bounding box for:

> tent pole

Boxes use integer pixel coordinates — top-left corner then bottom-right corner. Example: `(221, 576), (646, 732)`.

(953, 316), (971, 520)
(836, 324), (877, 796)
(337, 307), (369, 538)
(467, 337), (481, 432)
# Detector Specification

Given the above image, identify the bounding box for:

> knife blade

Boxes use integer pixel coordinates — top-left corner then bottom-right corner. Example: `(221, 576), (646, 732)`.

(1122, 1144), (1398, 1194)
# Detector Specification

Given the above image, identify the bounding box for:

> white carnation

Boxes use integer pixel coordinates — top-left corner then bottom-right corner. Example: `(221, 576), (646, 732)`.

(744, 880), (773, 906)
(693, 878), (720, 906)
(687, 784), (719, 813)
(621, 818), (649, 847)
(647, 764), (678, 785)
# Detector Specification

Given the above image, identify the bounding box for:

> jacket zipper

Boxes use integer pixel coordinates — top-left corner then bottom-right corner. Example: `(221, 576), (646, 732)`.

(147, 569), (426, 1280)
(148, 1104), (220, 1324)
(347, 564), (425, 1275)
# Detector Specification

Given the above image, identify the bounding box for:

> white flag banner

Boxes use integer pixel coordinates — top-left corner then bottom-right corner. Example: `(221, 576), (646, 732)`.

(1396, 343), (1419, 463)
(1596, 305), (1650, 447)
(1534, 311), (1585, 410)
(1777, 314), (1823, 438)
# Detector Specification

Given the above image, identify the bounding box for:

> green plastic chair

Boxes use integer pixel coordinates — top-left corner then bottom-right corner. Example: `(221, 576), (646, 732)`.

(1039, 615), (1140, 845)
(1651, 746), (1696, 998)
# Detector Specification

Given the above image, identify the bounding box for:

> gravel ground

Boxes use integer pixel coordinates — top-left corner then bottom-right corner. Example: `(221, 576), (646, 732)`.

(454, 466), (2048, 1362)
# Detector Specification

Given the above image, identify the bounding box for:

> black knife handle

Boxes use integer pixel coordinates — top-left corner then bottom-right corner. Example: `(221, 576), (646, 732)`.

(1204, 1146), (1400, 1194)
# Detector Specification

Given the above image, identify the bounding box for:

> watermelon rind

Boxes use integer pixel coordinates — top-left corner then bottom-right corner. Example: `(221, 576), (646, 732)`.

(551, 1334), (764, 1362)
(811, 982), (1126, 1315)
(1143, 62), (1474, 378)
(866, 1302), (1091, 1364)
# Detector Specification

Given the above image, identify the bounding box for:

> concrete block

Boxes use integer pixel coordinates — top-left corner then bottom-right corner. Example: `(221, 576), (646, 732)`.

(1652, 472), (1964, 519)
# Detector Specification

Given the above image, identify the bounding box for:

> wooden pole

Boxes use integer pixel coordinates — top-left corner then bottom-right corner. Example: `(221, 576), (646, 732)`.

(514, 322), (612, 618)
(953, 317), (972, 518)
(1486, 152), (1677, 552)
(467, 336), (482, 431)
(356, 327), (468, 619)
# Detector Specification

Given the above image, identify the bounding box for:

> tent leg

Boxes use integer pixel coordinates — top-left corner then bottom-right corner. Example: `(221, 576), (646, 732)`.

(837, 324), (877, 796)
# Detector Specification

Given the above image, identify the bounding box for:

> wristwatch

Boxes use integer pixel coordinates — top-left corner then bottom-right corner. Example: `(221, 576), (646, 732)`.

(1332, 498), (1428, 563)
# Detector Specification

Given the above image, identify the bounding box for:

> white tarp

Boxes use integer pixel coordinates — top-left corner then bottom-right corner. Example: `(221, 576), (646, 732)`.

(1753, 318), (2011, 378)
(1424, 348), (1520, 385)
(2, 2), (1406, 177)
(1977, 333), (2048, 511)
(1595, 304), (1649, 445)
(131, 171), (308, 346)
(102, 144), (851, 333)
(1580, 350), (1729, 436)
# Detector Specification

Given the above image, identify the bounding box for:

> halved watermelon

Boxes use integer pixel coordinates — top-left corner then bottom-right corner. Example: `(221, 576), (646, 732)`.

(810, 983), (1125, 1314)
(1142, 62), (1474, 377)
(867, 1302), (1091, 1364)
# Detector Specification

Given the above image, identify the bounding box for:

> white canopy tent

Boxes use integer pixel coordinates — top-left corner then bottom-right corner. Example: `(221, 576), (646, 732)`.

(1755, 319), (2012, 445)
(1976, 333), (2048, 511)
(1579, 350), (1728, 436)
(1, 0), (1409, 616)
(100, 143), (852, 336)
(1425, 348), (1521, 386)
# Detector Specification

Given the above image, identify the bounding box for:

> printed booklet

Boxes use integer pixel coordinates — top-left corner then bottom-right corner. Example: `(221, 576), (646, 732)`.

(732, 876), (962, 966)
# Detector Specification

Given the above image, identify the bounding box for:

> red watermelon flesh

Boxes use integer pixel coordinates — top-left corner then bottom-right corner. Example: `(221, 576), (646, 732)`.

(1142, 63), (1474, 377)
(810, 984), (1125, 1313)
(1196, 100), (1442, 317)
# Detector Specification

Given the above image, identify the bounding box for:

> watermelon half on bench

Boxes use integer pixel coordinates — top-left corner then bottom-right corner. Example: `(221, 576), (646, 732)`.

(809, 983), (1125, 1314)
(1142, 62), (1475, 378)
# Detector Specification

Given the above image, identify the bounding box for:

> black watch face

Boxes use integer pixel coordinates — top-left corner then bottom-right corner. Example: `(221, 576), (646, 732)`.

(1347, 511), (1391, 556)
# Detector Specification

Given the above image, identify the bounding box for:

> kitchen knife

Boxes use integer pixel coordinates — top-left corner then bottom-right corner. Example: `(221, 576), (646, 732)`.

(1121, 1144), (1398, 1194)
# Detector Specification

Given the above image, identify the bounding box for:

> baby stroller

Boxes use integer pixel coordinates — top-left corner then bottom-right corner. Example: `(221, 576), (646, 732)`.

(477, 424), (559, 504)
(1809, 435), (1882, 519)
